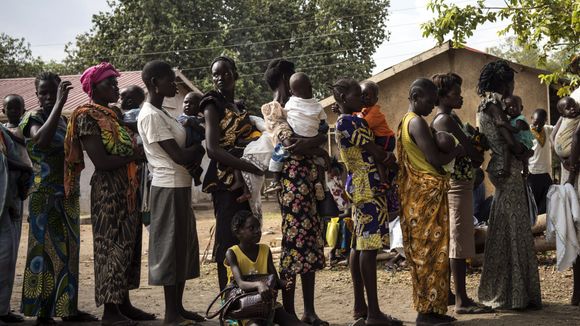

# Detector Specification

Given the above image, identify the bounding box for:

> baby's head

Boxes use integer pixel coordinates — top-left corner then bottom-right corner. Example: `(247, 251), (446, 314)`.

(3, 94), (25, 125)
(119, 85), (145, 111)
(504, 95), (523, 119)
(434, 131), (455, 154)
(289, 72), (313, 100)
(557, 96), (579, 118)
(183, 91), (203, 116)
(360, 81), (379, 108)
(231, 210), (261, 245)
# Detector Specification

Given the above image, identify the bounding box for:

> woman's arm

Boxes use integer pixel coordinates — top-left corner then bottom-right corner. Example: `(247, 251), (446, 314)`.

(267, 249), (289, 291)
(285, 134), (327, 156)
(225, 249), (272, 300)
(432, 115), (483, 165)
(204, 104), (263, 175)
(29, 81), (73, 148)
(81, 135), (141, 171)
(409, 116), (463, 168)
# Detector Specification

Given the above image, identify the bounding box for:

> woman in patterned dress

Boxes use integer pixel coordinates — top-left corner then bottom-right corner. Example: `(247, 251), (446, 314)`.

(201, 56), (263, 292)
(476, 60), (542, 310)
(262, 59), (328, 325)
(332, 78), (401, 326)
(397, 78), (463, 325)
(64, 62), (153, 326)
(20, 73), (97, 325)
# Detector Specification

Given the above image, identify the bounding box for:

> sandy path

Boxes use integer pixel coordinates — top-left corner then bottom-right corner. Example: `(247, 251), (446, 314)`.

(8, 201), (580, 325)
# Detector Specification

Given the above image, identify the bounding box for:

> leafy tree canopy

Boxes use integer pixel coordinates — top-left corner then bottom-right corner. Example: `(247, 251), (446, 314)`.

(422, 0), (580, 96)
(64, 0), (391, 111)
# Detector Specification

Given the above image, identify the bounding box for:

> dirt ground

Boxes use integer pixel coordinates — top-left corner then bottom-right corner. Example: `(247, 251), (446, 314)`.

(8, 200), (580, 325)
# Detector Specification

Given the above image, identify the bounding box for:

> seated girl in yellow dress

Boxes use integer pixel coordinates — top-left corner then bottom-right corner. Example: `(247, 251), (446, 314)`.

(224, 210), (308, 326)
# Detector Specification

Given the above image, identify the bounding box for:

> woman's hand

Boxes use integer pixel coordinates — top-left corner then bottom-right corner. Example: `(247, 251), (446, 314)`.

(285, 138), (313, 155)
(56, 81), (73, 108)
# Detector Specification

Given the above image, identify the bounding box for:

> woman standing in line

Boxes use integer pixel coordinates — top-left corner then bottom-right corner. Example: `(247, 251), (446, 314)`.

(430, 73), (491, 314)
(65, 62), (155, 326)
(201, 56), (263, 291)
(262, 59), (328, 326)
(476, 60), (542, 310)
(138, 60), (205, 326)
(20, 72), (97, 325)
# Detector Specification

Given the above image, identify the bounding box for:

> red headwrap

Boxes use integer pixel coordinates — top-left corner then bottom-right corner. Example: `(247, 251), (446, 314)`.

(80, 62), (121, 98)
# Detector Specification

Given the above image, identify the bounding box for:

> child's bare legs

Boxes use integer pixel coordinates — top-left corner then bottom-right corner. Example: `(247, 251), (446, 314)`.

(349, 249), (367, 319)
(572, 256), (580, 305)
(233, 170), (251, 203)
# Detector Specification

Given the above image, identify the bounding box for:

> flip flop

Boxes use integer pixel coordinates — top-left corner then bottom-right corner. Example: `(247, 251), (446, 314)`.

(350, 318), (366, 326)
(100, 321), (138, 326)
(122, 308), (156, 321)
(455, 304), (493, 314)
(304, 318), (329, 326)
(180, 311), (206, 322)
(0, 312), (24, 323)
(62, 311), (99, 322)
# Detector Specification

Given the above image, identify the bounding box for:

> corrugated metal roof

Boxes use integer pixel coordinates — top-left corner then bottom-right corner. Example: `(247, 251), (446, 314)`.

(0, 70), (199, 120)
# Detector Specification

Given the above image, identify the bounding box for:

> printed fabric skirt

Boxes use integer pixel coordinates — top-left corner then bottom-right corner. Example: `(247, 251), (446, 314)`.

(90, 169), (142, 306)
(21, 189), (80, 318)
(278, 156), (325, 279)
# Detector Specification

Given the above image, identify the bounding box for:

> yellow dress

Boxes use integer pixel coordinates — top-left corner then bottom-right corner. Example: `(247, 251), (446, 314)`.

(224, 244), (272, 325)
(224, 244), (270, 285)
(397, 112), (450, 315)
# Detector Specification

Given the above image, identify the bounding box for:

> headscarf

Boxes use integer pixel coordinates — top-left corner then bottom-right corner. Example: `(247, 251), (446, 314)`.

(80, 62), (121, 98)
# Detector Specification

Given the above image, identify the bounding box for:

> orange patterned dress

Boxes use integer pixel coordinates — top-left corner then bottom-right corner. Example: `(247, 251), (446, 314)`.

(397, 112), (450, 315)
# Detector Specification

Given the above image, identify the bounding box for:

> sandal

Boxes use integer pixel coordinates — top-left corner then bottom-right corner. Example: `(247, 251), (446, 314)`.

(0, 312), (24, 323)
(62, 311), (99, 322)
(101, 321), (138, 326)
(455, 304), (493, 314)
(302, 317), (329, 326)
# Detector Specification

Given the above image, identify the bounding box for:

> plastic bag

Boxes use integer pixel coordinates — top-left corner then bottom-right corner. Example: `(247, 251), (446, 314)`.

(326, 217), (340, 247)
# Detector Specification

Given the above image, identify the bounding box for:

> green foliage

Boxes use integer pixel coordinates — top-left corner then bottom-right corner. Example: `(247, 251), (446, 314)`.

(0, 33), (76, 78)
(0, 33), (42, 78)
(422, 0), (579, 95)
(486, 36), (573, 71)
(64, 0), (390, 112)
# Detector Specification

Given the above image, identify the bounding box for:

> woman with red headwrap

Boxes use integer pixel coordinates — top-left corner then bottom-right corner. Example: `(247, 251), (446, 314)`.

(64, 62), (153, 326)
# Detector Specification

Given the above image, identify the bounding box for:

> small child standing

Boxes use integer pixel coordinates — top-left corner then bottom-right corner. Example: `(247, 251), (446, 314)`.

(497, 95), (534, 175)
(177, 91), (205, 185)
(224, 210), (308, 326)
(264, 73), (330, 199)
